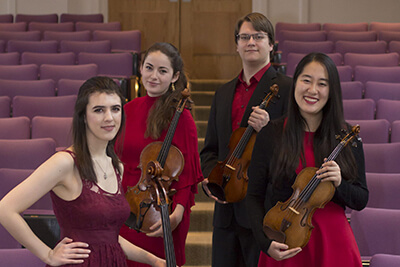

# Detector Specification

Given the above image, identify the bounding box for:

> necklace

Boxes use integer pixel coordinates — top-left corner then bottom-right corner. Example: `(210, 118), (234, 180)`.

(94, 158), (109, 179)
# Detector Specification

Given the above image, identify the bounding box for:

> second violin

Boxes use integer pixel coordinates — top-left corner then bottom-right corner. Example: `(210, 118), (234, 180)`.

(205, 84), (279, 203)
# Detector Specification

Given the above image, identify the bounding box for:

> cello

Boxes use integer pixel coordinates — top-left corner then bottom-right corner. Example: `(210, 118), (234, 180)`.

(125, 89), (191, 265)
(263, 125), (360, 249)
(205, 84), (279, 203)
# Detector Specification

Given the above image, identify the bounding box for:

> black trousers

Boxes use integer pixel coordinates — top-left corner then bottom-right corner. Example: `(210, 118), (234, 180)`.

(211, 218), (260, 267)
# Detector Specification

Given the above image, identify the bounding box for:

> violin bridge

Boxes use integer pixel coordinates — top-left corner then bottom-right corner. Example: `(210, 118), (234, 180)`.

(225, 164), (236, 171)
(289, 207), (300, 215)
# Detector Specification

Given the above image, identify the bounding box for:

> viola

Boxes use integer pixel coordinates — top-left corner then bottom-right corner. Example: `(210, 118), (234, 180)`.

(124, 89), (190, 235)
(205, 84), (279, 203)
(263, 125), (360, 249)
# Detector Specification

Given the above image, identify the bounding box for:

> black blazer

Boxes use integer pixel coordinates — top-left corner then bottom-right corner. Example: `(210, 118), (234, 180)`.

(200, 67), (292, 228)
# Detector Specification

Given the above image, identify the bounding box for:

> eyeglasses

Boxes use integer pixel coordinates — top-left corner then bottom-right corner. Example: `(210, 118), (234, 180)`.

(236, 33), (268, 42)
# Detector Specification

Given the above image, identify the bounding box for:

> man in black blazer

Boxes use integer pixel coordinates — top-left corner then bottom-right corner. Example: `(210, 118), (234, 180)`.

(200, 12), (292, 266)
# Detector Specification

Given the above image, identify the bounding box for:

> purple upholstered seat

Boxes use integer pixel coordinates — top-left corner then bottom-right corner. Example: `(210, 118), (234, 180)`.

(342, 99), (376, 120)
(78, 52), (133, 78)
(15, 13), (58, 24)
(60, 13), (104, 23)
(0, 14), (13, 23)
(364, 81), (400, 103)
(370, 254), (400, 267)
(57, 79), (85, 96)
(370, 22), (400, 32)
(39, 64), (98, 84)
(0, 248), (44, 265)
(346, 119), (390, 143)
(275, 22), (321, 43)
(12, 95), (77, 120)
(0, 22), (27, 32)
(365, 173), (400, 209)
(60, 40), (111, 62)
(337, 65), (353, 82)
(0, 52), (20, 65)
(0, 96), (11, 118)
(32, 116), (73, 151)
(327, 31), (377, 43)
(7, 40), (58, 54)
(341, 81), (363, 99)
(0, 116), (30, 139)
(351, 207), (400, 261)
(322, 22), (368, 32)
(376, 99), (400, 124)
(378, 31), (400, 44)
(279, 30), (326, 43)
(286, 52), (342, 77)
(0, 79), (55, 98)
(344, 53), (399, 70)
(280, 40), (334, 63)
(0, 138), (56, 169)
(391, 120), (400, 143)
(92, 30), (141, 53)
(43, 30), (91, 43)
(28, 22), (74, 37)
(0, 40), (4, 52)
(389, 41), (400, 58)
(0, 31), (41, 44)
(0, 64), (38, 80)
(75, 22), (121, 33)
(21, 52), (75, 66)
(354, 66), (400, 85)
(363, 143), (400, 173)
(335, 41), (387, 56)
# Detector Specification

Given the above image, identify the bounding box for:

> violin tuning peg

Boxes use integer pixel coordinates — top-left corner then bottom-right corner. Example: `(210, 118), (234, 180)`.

(335, 134), (341, 140)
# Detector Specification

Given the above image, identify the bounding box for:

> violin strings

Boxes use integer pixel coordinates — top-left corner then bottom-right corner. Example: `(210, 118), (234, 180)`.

(158, 109), (183, 166)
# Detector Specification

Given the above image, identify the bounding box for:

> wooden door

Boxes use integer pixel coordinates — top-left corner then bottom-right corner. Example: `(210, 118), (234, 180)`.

(108, 0), (252, 79)
(180, 0), (251, 79)
(108, 0), (180, 52)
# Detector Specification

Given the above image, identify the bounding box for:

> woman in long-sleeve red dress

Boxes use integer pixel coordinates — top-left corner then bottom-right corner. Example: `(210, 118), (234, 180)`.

(118, 42), (203, 267)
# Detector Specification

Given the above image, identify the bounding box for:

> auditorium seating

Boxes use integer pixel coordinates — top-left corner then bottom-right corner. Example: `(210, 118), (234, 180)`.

(391, 121), (400, 143)
(0, 138), (56, 169)
(343, 99), (375, 120)
(0, 96), (11, 118)
(376, 99), (400, 124)
(21, 52), (75, 66)
(31, 116), (73, 151)
(275, 22), (321, 43)
(0, 64), (38, 80)
(335, 41), (387, 56)
(0, 79), (55, 99)
(7, 40), (58, 54)
(12, 95), (77, 119)
(0, 116), (30, 139)
(60, 13), (104, 23)
(363, 143), (400, 173)
(0, 14), (13, 23)
(15, 13), (58, 24)
(341, 81), (363, 99)
(354, 66), (400, 85)
(344, 52), (399, 69)
(92, 30), (141, 53)
(78, 52), (133, 78)
(364, 81), (400, 103)
(351, 207), (400, 261)
(322, 22), (368, 32)
(378, 31), (400, 44)
(370, 22), (400, 32)
(39, 64), (98, 84)
(0, 22), (26, 32)
(57, 79), (85, 96)
(28, 22), (74, 38)
(327, 31), (377, 43)
(365, 173), (400, 209)
(75, 21), (121, 33)
(346, 119), (390, 143)
(0, 52), (20, 65)
(280, 40), (334, 63)
(370, 254), (400, 267)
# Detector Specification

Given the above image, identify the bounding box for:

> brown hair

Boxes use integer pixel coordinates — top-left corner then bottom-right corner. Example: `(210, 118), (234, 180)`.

(234, 12), (275, 46)
(142, 42), (191, 139)
(72, 76), (126, 182)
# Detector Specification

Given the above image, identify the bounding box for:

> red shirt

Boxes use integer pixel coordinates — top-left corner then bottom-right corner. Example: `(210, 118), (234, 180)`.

(231, 63), (271, 131)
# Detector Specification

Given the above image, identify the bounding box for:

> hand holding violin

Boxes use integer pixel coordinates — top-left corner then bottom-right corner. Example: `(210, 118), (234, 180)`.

(248, 106), (270, 133)
(267, 241), (302, 261)
(146, 204), (184, 237)
(316, 158), (342, 187)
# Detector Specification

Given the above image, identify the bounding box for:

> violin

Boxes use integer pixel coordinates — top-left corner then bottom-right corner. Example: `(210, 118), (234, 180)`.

(263, 125), (360, 249)
(125, 89), (191, 234)
(205, 84), (279, 203)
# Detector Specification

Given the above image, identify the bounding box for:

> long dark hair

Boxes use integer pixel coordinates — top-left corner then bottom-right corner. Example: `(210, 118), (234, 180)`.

(72, 76), (126, 182)
(143, 42), (190, 139)
(271, 53), (357, 185)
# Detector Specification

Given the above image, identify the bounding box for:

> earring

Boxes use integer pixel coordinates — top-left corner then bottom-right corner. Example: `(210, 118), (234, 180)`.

(171, 83), (176, 92)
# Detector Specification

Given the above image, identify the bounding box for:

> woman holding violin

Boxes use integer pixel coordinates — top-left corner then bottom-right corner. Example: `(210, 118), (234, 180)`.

(118, 42), (203, 267)
(246, 53), (368, 266)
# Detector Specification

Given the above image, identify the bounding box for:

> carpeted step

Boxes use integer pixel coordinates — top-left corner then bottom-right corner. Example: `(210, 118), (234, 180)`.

(193, 106), (211, 122)
(191, 91), (215, 106)
(196, 121), (208, 139)
(185, 231), (213, 266)
(189, 202), (214, 232)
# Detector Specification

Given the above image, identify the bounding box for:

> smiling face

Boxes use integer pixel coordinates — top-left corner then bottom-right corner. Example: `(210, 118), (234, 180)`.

(141, 50), (179, 97)
(85, 92), (122, 143)
(295, 61), (330, 126)
(236, 21), (273, 66)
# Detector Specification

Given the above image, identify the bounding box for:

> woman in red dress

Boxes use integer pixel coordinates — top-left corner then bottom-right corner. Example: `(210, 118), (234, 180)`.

(246, 53), (368, 266)
(118, 42), (203, 267)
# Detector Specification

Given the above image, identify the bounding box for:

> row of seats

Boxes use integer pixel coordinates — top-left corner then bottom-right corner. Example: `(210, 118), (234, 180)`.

(341, 81), (400, 100)
(343, 98), (400, 122)
(0, 13), (104, 24)
(346, 119), (400, 143)
(0, 30), (141, 53)
(275, 21), (400, 42)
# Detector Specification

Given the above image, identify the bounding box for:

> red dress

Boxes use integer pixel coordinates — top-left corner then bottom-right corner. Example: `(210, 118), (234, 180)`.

(119, 95), (203, 266)
(258, 132), (362, 267)
(48, 150), (130, 267)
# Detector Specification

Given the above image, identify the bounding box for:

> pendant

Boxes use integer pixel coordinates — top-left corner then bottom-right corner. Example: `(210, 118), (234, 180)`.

(104, 173), (107, 179)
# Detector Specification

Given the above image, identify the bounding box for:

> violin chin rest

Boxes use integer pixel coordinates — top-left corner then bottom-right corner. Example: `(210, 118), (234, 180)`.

(263, 225), (286, 244)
